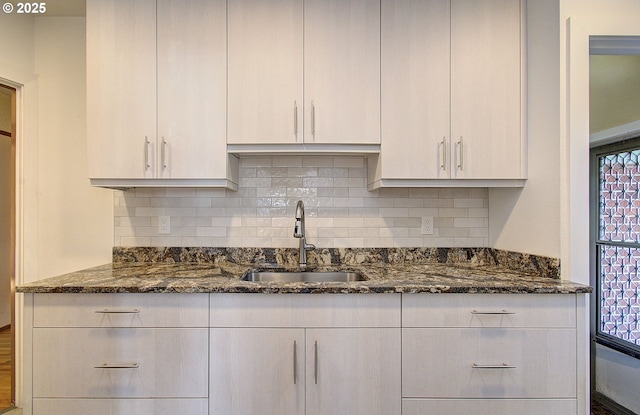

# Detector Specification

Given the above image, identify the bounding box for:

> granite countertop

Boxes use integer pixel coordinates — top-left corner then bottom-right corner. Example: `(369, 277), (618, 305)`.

(16, 261), (591, 294)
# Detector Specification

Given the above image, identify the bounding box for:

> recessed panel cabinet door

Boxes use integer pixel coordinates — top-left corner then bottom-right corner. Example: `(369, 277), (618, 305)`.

(381, 0), (451, 179)
(304, 0), (381, 144)
(86, 0), (156, 179)
(451, 0), (522, 179)
(305, 328), (401, 415)
(156, 0), (227, 179)
(227, 0), (303, 145)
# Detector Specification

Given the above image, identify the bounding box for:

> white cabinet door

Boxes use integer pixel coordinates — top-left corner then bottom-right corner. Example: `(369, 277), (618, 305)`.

(227, 0), (303, 145)
(451, 0), (523, 179)
(86, 0), (156, 179)
(306, 328), (401, 415)
(209, 328), (305, 415)
(380, 0), (450, 179)
(304, 0), (380, 145)
(157, 0), (227, 179)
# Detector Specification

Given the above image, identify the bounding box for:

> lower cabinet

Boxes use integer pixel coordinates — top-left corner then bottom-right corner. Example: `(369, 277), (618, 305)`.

(210, 327), (400, 415)
(25, 293), (210, 415)
(209, 294), (402, 415)
(23, 292), (586, 415)
(401, 294), (583, 414)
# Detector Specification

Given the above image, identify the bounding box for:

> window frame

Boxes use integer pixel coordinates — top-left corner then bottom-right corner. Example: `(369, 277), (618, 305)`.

(591, 137), (640, 360)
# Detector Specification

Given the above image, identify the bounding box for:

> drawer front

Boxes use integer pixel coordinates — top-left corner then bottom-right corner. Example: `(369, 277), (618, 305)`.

(210, 293), (401, 327)
(402, 328), (576, 398)
(34, 293), (209, 328)
(402, 399), (577, 415)
(33, 398), (208, 415)
(33, 328), (208, 398)
(402, 294), (576, 328)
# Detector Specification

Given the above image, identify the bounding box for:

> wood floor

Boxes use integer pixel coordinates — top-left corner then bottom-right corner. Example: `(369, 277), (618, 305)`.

(0, 327), (12, 410)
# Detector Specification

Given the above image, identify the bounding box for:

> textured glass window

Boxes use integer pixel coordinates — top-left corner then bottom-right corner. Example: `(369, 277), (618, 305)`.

(597, 146), (640, 351)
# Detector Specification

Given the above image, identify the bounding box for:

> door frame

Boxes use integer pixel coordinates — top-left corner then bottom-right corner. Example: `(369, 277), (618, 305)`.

(564, 15), (640, 414)
(0, 76), (26, 409)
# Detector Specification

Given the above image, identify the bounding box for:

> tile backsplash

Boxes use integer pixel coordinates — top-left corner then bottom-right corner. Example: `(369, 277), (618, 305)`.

(114, 156), (489, 248)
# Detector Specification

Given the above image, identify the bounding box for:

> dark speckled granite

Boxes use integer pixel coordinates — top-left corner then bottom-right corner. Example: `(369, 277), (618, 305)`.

(17, 247), (590, 294)
(112, 247), (562, 279)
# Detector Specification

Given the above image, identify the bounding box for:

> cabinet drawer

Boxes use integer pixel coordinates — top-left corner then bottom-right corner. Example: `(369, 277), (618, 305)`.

(402, 399), (577, 415)
(210, 293), (401, 327)
(33, 328), (208, 398)
(402, 328), (576, 398)
(402, 294), (576, 328)
(33, 293), (209, 327)
(33, 398), (208, 415)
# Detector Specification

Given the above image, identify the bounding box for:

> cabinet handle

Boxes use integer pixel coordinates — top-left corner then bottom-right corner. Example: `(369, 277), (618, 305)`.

(293, 340), (297, 384)
(311, 101), (316, 140)
(294, 101), (298, 141)
(94, 363), (139, 369)
(314, 340), (318, 384)
(456, 136), (464, 170)
(161, 138), (168, 170)
(439, 137), (447, 171)
(472, 363), (517, 369)
(471, 309), (515, 315)
(94, 309), (140, 314)
(144, 137), (151, 170)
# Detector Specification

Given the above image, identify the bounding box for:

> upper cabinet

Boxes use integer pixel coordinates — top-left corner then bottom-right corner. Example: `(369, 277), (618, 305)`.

(368, 0), (526, 189)
(87, 0), (238, 189)
(227, 0), (381, 152)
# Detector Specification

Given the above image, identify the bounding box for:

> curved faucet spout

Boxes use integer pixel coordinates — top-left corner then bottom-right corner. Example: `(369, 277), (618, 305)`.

(293, 200), (315, 270)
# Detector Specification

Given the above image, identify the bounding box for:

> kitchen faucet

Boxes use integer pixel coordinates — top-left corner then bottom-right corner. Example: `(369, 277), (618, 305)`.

(294, 200), (315, 270)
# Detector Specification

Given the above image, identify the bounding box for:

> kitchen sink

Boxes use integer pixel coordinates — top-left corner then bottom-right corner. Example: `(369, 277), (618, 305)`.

(241, 270), (364, 283)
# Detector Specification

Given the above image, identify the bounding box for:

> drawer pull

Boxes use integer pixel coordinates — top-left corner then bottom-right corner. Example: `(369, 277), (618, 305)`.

(94, 363), (139, 369)
(472, 363), (517, 369)
(471, 309), (515, 315)
(95, 309), (140, 314)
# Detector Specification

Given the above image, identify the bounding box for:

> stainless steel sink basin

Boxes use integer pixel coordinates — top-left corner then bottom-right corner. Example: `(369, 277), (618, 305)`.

(242, 270), (364, 283)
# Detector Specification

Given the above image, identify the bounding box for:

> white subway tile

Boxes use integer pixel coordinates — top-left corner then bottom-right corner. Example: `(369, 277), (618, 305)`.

(113, 156), (489, 249)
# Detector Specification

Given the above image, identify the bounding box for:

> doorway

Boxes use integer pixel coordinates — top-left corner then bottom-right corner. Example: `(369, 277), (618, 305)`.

(0, 83), (16, 410)
(589, 39), (640, 415)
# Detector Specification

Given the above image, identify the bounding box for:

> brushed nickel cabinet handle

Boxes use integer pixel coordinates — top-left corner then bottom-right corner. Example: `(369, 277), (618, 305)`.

(472, 363), (517, 369)
(439, 137), (447, 171)
(314, 340), (318, 384)
(94, 309), (140, 314)
(456, 136), (464, 170)
(294, 101), (298, 141)
(161, 138), (168, 169)
(311, 101), (316, 140)
(94, 363), (139, 369)
(293, 340), (297, 384)
(471, 309), (515, 315)
(144, 137), (151, 170)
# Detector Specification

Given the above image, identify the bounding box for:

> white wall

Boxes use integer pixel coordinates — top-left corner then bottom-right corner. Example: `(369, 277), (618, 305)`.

(31, 17), (113, 281)
(489, 0), (561, 259)
(0, 13), (113, 283)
